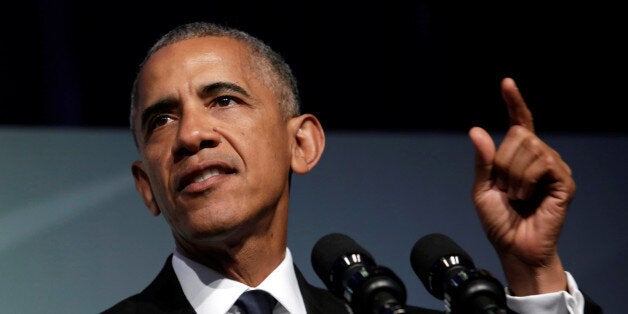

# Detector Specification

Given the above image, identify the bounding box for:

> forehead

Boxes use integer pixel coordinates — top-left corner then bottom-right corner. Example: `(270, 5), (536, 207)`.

(138, 36), (264, 106)
(138, 35), (253, 90)
(147, 35), (251, 67)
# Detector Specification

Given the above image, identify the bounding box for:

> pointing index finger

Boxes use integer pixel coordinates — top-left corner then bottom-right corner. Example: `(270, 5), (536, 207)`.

(502, 77), (535, 132)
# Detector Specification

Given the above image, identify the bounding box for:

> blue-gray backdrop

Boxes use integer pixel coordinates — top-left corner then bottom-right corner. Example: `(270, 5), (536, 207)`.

(1, 127), (625, 313)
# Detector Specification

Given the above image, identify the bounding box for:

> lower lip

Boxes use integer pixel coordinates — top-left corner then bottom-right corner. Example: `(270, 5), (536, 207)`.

(180, 174), (227, 194)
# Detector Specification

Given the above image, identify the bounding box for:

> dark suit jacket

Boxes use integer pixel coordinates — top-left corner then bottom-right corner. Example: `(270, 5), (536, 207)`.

(100, 254), (601, 314)
(100, 254), (439, 314)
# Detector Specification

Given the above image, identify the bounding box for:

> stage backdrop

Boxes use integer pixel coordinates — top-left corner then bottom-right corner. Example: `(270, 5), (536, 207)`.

(1, 127), (625, 313)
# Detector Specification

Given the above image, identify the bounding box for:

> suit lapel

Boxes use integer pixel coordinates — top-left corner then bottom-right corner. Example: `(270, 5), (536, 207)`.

(138, 254), (196, 314)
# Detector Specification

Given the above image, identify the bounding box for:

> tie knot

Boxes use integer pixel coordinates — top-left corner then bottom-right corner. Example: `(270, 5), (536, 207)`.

(231, 290), (277, 314)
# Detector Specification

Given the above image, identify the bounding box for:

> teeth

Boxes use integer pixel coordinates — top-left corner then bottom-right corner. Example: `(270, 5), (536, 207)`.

(192, 168), (221, 183)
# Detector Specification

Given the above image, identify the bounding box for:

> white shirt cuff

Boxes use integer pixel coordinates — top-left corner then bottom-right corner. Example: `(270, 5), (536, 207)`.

(506, 271), (584, 314)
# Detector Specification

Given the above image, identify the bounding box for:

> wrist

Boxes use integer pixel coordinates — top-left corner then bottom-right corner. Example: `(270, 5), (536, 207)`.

(500, 253), (567, 296)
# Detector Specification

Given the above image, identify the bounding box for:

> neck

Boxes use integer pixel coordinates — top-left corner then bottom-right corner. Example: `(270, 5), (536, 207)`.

(176, 213), (289, 286)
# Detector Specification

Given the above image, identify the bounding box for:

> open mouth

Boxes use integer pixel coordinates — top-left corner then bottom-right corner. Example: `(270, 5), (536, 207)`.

(177, 166), (236, 192)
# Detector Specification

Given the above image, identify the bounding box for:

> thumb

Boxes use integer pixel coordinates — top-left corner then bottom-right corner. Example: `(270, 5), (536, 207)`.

(468, 126), (496, 191)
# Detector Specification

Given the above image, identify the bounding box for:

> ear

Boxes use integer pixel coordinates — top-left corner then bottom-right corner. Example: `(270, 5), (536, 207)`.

(131, 161), (161, 216)
(289, 114), (326, 174)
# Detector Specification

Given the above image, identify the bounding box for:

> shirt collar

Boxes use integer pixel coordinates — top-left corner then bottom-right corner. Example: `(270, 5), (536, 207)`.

(172, 247), (306, 314)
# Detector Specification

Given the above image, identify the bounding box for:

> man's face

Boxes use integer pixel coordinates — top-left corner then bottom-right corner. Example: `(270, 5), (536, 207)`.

(131, 36), (294, 247)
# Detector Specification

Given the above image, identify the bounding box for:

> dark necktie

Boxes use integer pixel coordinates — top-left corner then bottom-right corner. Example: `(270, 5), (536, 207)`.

(231, 290), (277, 314)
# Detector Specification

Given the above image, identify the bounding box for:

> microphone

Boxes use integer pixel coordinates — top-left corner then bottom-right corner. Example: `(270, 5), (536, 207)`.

(311, 232), (409, 314)
(410, 233), (507, 314)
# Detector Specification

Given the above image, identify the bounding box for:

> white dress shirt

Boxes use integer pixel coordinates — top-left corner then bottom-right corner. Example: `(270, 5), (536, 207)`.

(172, 247), (306, 314)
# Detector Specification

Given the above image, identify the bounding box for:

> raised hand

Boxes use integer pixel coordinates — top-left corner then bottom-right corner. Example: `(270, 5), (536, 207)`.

(468, 77), (575, 295)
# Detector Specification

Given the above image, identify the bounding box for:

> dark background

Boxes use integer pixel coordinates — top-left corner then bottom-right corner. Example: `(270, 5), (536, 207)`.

(1, 1), (625, 133)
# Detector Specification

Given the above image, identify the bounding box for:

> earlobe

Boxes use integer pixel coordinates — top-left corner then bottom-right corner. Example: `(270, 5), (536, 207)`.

(290, 114), (326, 174)
(131, 161), (161, 216)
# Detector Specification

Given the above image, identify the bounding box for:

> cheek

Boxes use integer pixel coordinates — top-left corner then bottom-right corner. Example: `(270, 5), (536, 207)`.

(229, 113), (290, 161)
(256, 133), (293, 188)
(142, 151), (172, 197)
(254, 125), (291, 165)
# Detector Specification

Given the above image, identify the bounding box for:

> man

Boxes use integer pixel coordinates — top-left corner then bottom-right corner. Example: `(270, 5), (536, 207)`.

(102, 22), (602, 313)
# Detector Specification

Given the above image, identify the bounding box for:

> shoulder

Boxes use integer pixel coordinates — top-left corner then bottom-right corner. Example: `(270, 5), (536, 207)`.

(100, 255), (194, 314)
(294, 264), (353, 314)
(100, 294), (146, 314)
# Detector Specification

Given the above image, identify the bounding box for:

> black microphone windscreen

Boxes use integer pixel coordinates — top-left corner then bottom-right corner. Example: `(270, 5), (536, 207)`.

(410, 233), (474, 286)
(310, 232), (374, 287)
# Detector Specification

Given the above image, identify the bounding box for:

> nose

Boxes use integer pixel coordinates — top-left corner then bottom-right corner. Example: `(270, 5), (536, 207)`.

(173, 108), (221, 158)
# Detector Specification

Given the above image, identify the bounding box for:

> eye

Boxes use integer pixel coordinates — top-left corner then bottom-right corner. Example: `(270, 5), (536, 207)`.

(214, 96), (240, 108)
(147, 114), (175, 131)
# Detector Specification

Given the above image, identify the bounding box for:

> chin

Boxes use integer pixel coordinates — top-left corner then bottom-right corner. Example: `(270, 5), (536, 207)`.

(184, 221), (248, 246)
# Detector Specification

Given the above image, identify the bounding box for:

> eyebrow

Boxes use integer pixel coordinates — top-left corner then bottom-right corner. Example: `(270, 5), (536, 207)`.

(200, 81), (250, 98)
(139, 81), (251, 133)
